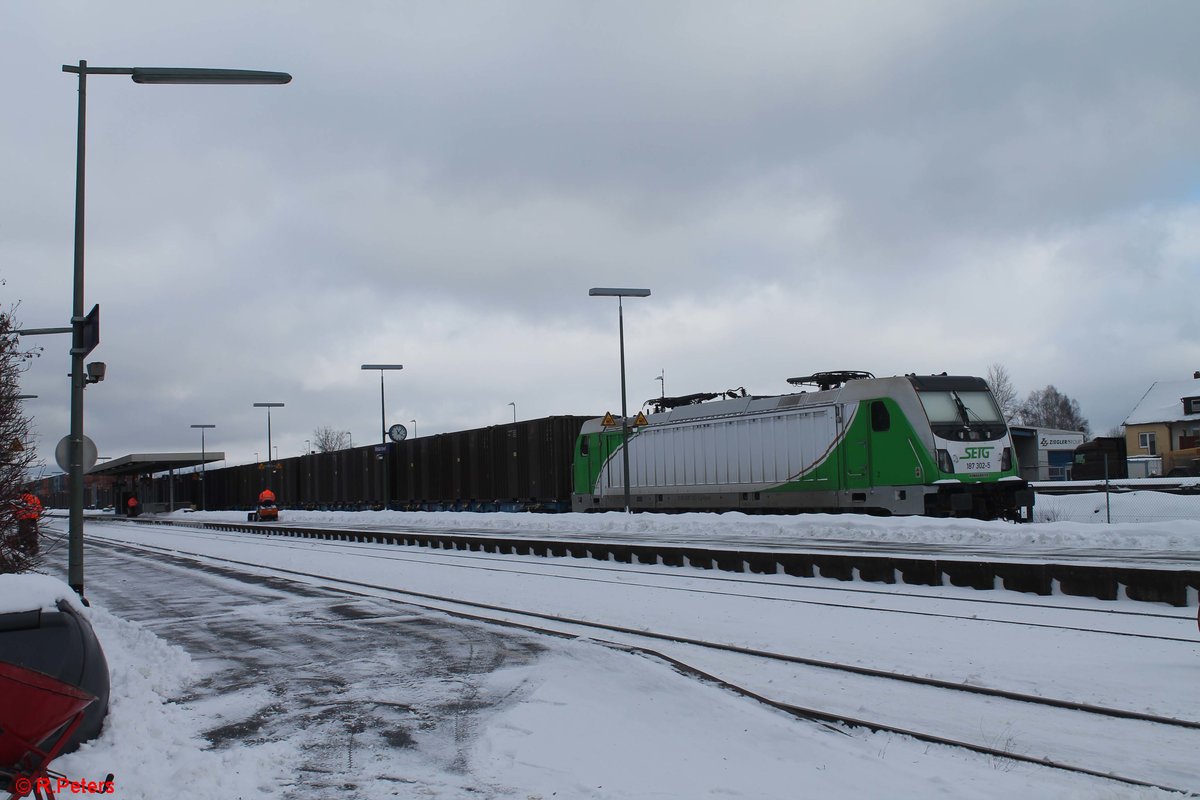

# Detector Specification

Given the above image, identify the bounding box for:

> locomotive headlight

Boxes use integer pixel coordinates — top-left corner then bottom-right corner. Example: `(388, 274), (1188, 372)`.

(1001, 447), (1012, 471)
(936, 449), (954, 474)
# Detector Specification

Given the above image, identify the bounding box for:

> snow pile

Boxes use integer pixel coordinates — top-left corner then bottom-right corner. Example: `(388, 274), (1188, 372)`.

(0, 573), (88, 616)
(50, 609), (295, 800)
(156, 496), (1200, 555)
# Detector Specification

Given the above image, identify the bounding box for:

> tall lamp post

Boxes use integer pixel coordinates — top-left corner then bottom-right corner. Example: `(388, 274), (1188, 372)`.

(190, 424), (215, 511)
(253, 403), (285, 487)
(508, 402), (516, 424)
(361, 364), (403, 509)
(588, 287), (651, 513)
(61, 61), (290, 600)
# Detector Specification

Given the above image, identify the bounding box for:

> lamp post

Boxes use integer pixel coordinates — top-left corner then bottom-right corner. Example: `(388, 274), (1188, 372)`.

(253, 403), (284, 487)
(410, 419), (416, 439)
(588, 287), (651, 513)
(61, 61), (290, 601)
(361, 364), (403, 509)
(190, 424), (215, 511)
(508, 402), (516, 424)
(360, 365), (404, 442)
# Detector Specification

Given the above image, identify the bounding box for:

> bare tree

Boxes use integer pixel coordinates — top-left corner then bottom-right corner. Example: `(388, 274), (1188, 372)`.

(1, 293), (43, 574)
(1015, 385), (1090, 436)
(985, 363), (1019, 422)
(312, 426), (351, 453)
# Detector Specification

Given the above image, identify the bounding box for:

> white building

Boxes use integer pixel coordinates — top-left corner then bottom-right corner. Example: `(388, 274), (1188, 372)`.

(1010, 427), (1086, 481)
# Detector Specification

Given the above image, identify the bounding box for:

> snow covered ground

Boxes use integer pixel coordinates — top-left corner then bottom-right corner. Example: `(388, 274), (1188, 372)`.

(152, 488), (1200, 564)
(6, 502), (1198, 799)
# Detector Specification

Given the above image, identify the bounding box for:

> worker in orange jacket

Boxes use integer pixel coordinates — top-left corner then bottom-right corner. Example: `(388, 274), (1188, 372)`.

(15, 491), (42, 555)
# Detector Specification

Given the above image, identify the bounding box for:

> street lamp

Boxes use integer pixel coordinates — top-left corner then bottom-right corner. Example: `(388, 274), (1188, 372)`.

(361, 364), (403, 509)
(253, 403), (284, 483)
(410, 419), (416, 439)
(360, 365), (404, 442)
(588, 287), (651, 514)
(190, 424), (215, 511)
(508, 402), (516, 424)
(61, 61), (290, 601)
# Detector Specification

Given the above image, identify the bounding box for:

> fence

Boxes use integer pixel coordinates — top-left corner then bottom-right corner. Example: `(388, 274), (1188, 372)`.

(1031, 479), (1200, 524)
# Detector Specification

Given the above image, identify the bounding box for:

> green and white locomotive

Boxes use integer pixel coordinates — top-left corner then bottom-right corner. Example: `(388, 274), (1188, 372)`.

(572, 371), (1034, 520)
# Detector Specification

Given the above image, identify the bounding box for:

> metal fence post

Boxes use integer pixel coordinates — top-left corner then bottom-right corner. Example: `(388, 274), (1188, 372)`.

(1104, 453), (1111, 524)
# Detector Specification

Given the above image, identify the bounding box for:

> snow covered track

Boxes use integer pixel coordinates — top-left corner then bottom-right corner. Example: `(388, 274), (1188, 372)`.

(110, 514), (1199, 606)
(79, 521), (1200, 795)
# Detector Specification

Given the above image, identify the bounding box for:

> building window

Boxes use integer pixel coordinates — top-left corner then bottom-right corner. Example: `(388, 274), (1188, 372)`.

(1138, 431), (1157, 455)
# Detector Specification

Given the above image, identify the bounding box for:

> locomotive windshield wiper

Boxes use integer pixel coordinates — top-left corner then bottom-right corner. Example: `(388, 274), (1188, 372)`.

(951, 391), (971, 426)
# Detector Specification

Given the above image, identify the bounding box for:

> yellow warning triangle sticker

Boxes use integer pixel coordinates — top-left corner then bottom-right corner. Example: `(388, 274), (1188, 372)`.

(634, 412), (649, 427)
(601, 412), (616, 427)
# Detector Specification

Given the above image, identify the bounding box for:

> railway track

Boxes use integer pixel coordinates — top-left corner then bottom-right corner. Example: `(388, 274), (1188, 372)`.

(82, 522), (1200, 795)
(101, 513), (1200, 607)
(83, 518), (1193, 644)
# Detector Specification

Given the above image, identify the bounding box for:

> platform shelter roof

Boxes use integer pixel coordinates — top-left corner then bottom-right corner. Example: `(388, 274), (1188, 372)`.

(86, 452), (225, 477)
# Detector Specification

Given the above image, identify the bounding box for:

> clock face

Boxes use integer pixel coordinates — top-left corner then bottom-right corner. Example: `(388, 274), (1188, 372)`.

(388, 423), (408, 442)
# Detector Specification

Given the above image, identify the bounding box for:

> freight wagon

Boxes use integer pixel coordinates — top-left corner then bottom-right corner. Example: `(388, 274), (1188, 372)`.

(185, 416), (590, 513)
(112, 372), (1032, 521)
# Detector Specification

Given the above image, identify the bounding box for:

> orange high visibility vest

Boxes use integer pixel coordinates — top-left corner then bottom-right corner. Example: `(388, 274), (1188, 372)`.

(16, 493), (41, 520)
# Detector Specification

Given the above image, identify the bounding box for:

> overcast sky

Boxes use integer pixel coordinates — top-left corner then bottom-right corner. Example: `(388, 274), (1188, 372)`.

(4, 1), (1199, 473)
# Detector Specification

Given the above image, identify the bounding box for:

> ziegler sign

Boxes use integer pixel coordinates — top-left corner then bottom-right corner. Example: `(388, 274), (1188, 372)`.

(1039, 434), (1084, 449)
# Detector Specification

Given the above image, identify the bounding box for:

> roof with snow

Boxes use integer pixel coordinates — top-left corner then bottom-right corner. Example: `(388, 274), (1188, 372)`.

(1122, 378), (1200, 426)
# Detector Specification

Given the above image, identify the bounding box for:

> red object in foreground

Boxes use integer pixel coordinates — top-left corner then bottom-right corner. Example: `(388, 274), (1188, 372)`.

(0, 662), (95, 799)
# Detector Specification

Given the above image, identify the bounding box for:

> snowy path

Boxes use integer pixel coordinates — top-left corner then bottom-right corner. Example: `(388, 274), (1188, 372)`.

(34, 516), (1198, 799)
(65, 542), (552, 797)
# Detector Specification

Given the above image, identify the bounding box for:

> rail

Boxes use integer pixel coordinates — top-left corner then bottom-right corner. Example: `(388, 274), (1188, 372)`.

(101, 517), (1200, 607)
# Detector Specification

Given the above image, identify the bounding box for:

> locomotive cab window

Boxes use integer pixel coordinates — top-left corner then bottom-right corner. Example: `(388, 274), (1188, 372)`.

(918, 390), (1003, 425)
(871, 401), (890, 432)
(580, 437), (590, 457)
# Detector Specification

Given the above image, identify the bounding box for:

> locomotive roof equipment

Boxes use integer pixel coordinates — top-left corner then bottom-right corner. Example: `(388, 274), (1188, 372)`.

(786, 371), (875, 390)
